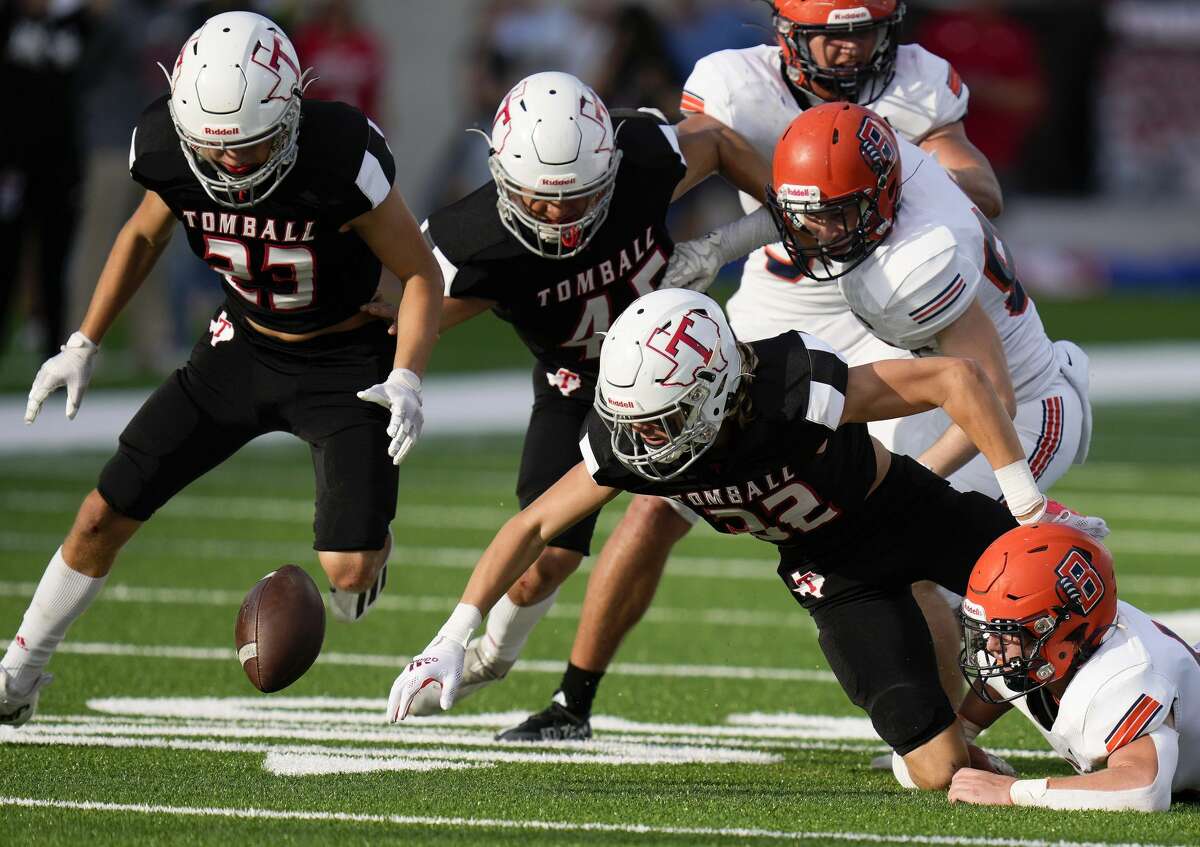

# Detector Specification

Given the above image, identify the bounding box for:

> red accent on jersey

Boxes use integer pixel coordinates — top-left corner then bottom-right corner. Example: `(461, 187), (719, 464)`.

(1105, 694), (1164, 753)
(1029, 396), (1063, 480)
(947, 64), (963, 97)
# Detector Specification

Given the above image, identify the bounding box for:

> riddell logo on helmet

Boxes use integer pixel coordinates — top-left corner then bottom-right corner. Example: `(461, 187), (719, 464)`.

(961, 599), (987, 621)
(204, 126), (240, 136)
(828, 8), (873, 24)
(608, 398), (637, 409)
(778, 183), (821, 204)
(539, 175), (577, 187)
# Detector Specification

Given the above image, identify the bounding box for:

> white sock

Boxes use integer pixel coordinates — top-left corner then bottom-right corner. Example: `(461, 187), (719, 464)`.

(482, 589), (559, 663)
(2, 547), (107, 693)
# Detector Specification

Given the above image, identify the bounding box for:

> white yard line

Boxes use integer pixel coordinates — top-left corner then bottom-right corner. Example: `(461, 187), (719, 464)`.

(2, 343), (1199, 453)
(0, 579), (809, 631)
(0, 796), (1187, 846)
(6, 488), (1200, 528)
(0, 639), (838, 683)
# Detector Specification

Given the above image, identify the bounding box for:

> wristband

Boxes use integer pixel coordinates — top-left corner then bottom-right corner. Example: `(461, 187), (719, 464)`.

(437, 603), (482, 648)
(1009, 778), (1048, 806)
(994, 459), (1045, 522)
(961, 717), (985, 745)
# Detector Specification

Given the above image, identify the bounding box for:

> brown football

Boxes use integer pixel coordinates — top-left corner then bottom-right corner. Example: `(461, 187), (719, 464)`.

(235, 564), (326, 693)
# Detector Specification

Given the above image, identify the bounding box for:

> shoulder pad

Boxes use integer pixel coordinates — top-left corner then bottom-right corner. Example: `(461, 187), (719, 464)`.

(875, 45), (969, 142)
(129, 96), (190, 191)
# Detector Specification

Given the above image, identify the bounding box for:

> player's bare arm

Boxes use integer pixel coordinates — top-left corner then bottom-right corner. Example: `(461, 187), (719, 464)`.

(360, 295), (495, 336)
(671, 113), (771, 203)
(919, 121), (1003, 218)
(843, 356), (1023, 474)
(951, 728), (1169, 810)
(348, 187), (443, 376)
(915, 299), (1018, 477)
(25, 190), (176, 424)
(387, 464), (617, 722)
(78, 190), (176, 345)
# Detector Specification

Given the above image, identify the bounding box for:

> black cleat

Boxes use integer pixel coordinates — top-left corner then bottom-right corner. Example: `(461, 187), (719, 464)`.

(495, 701), (592, 742)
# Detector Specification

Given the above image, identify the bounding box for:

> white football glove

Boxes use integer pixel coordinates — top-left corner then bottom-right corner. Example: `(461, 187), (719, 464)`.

(25, 331), (99, 424)
(660, 234), (725, 293)
(357, 367), (423, 465)
(1044, 499), (1110, 541)
(387, 635), (465, 722)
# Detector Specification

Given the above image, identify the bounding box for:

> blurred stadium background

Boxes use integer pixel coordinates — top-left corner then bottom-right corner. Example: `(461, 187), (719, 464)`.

(0, 0), (1196, 388)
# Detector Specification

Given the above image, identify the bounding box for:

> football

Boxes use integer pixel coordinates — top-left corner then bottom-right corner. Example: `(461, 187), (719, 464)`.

(234, 564), (326, 693)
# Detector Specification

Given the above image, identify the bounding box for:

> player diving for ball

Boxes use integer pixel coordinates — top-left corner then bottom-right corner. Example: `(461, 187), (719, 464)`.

(389, 286), (1106, 791)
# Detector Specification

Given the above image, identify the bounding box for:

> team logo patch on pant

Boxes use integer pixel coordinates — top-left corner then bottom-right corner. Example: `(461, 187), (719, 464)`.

(546, 367), (582, 397)
(209, 311), (235, 346)
(790, 570), (825, 598)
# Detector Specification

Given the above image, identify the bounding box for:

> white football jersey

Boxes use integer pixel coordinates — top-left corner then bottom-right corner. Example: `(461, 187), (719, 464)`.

(1002, 601), (1200, 792)
(681, 43), (970, 337)
(835, 138), (1058, 402)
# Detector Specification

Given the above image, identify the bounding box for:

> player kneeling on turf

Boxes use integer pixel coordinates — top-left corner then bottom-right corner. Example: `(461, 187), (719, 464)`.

(387, 287), (1103, 790)
(945, 526), (1200, 811)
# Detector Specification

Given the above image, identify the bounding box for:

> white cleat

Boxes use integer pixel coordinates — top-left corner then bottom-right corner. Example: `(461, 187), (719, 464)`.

(0, 668), (52, 728)
(406, 636), (513, 717)
(329, 562), (388, 623)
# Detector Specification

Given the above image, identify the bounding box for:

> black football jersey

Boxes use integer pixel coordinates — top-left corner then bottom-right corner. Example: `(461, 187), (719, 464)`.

(581, 331), (878, 548)
(130, 96), (396, 334)
(424, 112), (688, 380)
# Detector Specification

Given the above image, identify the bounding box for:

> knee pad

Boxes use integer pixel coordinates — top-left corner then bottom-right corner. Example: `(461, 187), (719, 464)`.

(868, 683), (955, 756)
(96, 447), (160, 522)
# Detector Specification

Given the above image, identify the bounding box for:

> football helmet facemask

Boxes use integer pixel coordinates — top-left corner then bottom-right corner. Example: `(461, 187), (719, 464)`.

(164, 11), (312, 209)
(596, 289), (743, 481)
(766, 102), (902, 281)
(774, 0), (906, 104)
(487, 71), (622, 260)
(959, 525), (1119, 704)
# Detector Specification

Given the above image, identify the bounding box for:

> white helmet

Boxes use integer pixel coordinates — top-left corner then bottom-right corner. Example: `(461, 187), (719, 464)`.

(488, 71), (622, 259)
(164, 11), (311, 208)
(596, 289), (744, 481)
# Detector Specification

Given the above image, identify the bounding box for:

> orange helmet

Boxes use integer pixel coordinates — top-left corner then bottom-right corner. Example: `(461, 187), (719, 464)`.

(765, 102), (902, 280)
(773, 0), (906, 103)
(959, 525), (1119, 704)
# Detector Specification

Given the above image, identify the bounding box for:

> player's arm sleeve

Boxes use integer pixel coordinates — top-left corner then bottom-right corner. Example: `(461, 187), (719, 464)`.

(679, 53), (735, 126)
(352, 117), (396, 211)
(420, 218), (459, 296)
(884, 242), (980, 350)
(913, 46), (970, 131)
(1077, 668), (1177, 765)
(580, 413), (650, 492)
(128, 97), (180, 193)
(794, 332), (850, 432)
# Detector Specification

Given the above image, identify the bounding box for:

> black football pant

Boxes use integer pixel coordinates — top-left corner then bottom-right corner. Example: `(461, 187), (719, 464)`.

(778, 454), (1017, 755)
(97, 307), (398, 551)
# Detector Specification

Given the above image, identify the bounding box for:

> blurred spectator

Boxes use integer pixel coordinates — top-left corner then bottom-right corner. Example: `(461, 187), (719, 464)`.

(0, 0), (90, 358)
(68, 0), (171, 373)
(915, 0), (1047, 187)
(666, 0), (771, 79)
(292, 0), (385, 121)
(1098, 0), (1200, 197)
(485, 1), (613, 85)
(593, 4), (682, 118)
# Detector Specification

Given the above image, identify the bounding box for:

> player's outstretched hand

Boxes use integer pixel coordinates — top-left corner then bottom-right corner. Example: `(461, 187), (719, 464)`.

(386, 635), (465, 722)
(25, 332), (99, 424)
(1044, 499), (1110, 541)
(660, 234), (724, 293)
(948, 767), (1016, 806)
(358, 368), (423, 465)
(360, 301), (399, 336)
